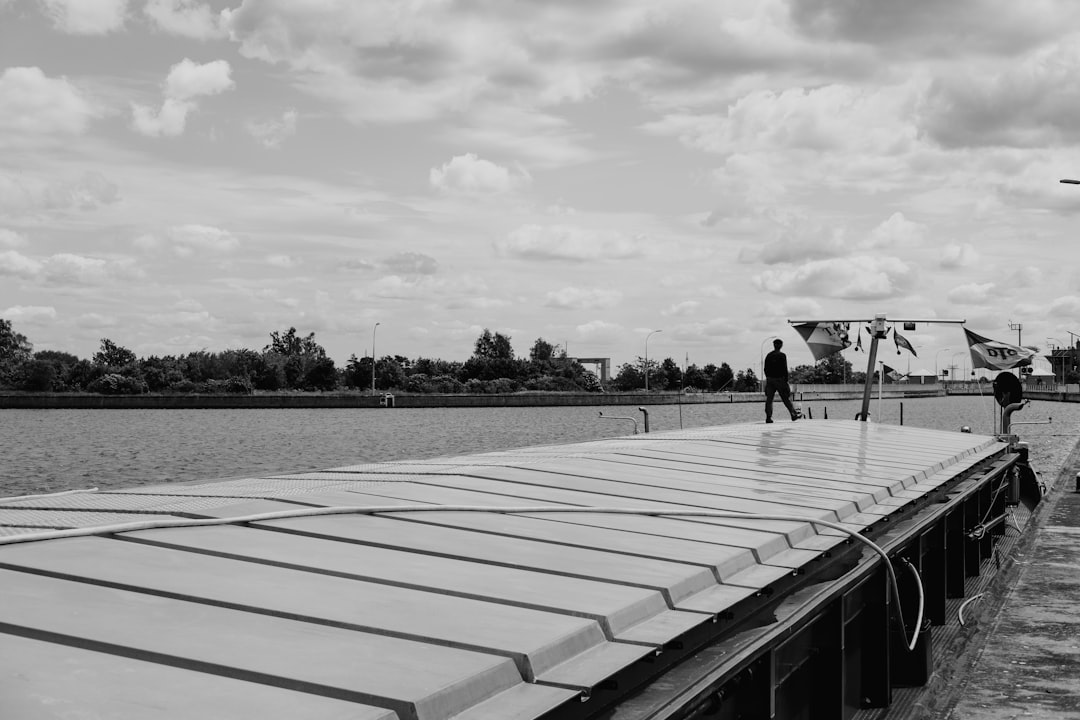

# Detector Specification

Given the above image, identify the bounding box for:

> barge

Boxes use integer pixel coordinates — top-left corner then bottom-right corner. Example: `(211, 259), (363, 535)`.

(0, 415), (1040, 719)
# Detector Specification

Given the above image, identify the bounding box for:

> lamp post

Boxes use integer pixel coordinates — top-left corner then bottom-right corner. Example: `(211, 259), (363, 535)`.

(644, 329), (662, 391)
(935, 348), (950, 383)
(371, 322), (380, 395)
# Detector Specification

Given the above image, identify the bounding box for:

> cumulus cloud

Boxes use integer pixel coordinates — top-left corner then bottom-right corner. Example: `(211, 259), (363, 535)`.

(575, 320), (623, 342)
(921, 41), (1080, 148)
(382, 252), (438, 275)
(0, 171), (119, 216)
(0, 229), (27, 248)
(645, 83), (918, 158)
(430, 153), (531, 194)
(947, 282), (996, 304)
(141, 224), (242, 256)
(144, 0), (225, 39)
(939, 243), (979, 269)
(0, 250), (141, 286)
(363, 274), (486, 301)
(132, 58), (234, 137)
(246, 109), (298, 148)
(740, 223), (847, 264)
(0, 67), (98, 139)
(39, 0), (128, 34)
(543, 287), (622, 310)
(496, 225), (645, 262)
(753, 256), (914, 300)
(663, 300), (701, 317)
(1050, 295), (1080, 316)
(265, 254), (297, 268)
(1, 305), (57, 323)
(860, 212), (927, 249)
(76, 312), (119, 329)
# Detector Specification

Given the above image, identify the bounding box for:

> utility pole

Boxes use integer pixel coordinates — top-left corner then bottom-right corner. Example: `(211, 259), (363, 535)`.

(1008, 320), (1023, 345)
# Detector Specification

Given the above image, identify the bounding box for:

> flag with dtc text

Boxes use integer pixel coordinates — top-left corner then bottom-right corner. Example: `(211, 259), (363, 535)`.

(793, 322), (852, 361)
(964, 328), (1036, 370)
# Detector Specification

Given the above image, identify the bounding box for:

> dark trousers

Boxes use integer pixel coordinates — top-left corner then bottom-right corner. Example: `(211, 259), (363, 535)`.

(764, 377), (798, 420)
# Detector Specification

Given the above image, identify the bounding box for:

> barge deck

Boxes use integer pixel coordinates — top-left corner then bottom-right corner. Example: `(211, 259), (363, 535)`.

(0, 419), (1029, 719)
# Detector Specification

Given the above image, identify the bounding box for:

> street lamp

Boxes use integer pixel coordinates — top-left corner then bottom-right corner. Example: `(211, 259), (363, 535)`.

(371, 322), (380, 395)
(644, 329), (662, 391)
(935, 348), (950, 382)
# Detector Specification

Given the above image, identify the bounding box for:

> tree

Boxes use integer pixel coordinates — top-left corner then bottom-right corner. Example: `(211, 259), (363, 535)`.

(709, 362), (735, 391)
(660, 357), (682, 390)
(529, 338), (556, 365)
(263, 327), (334, 390)
(0, 318), (33, 387)
(611, 362), (644, 391)
(93, 338), (137, 368)
(733, 367), (760, 392)
(473, 329), (514, 360)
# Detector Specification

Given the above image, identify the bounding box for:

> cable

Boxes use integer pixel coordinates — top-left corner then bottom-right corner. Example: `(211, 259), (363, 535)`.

(899, 558), (926, 650)
(0, 503), (925, 650)
(958, 593), (984, 627)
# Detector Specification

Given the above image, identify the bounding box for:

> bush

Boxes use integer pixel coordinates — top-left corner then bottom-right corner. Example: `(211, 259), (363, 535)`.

(86, 373), (148, 395)
(206, 376), (254, 394)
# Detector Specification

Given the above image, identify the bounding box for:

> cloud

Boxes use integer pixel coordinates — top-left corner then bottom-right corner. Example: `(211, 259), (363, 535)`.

(575, 320), (624, 343)
(496, 225), (646, 262)
(246, 109), (298, 148)
(430, 154), (531, 194)
(382, 252), (438, 275)
(362, 274), (486, 301)
(663, 300), (701, 317)
(544, 287), (622, 310)
(163, 224), (241, 256)
(753, 256), (914, 299)
(39, 0), (128, 34)
(947, 282), (996, 304)
(740, 221), (848, 264)
(265, 254), (297, 268)
(1, 305), (57, 324)
(144, 0), (225, 39)
(0, 171), (119, 216)
(920, 41), (1080, 148)
(0, 229), (27, 248)
(860, 212), (927, 249)
(0, 250), (141, 286)
(939, 243), (979, 269)
(76, 312), (119, 329)
(0, 67), (98, 139)
(131, 58), (234, 137)
(1049, 295), (1080, 316)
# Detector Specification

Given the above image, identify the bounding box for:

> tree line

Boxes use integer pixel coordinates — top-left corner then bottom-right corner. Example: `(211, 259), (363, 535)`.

(0, 318), (863, 395)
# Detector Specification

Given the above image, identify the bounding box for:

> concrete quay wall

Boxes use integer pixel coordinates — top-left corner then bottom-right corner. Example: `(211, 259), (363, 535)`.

(0, 386), (939, 410)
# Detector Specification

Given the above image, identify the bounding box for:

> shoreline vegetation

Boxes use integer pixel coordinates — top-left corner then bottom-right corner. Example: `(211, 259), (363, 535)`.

(1, 322), (892, 401)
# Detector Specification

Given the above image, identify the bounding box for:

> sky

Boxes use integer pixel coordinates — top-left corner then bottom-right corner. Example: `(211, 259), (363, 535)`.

(4, 0), (1080, 379)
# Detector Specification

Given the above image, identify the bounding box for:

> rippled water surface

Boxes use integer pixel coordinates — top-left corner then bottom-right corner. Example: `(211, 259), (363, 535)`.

(2, 394), (1078, 497)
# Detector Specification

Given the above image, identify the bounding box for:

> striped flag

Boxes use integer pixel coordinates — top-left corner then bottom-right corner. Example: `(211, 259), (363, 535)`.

(793, 322), (852, 361)
(964, 328), (1036, 370)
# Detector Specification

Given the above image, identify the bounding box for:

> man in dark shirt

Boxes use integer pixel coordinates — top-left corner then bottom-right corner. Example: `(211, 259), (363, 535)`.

(763, 338), (800, 423)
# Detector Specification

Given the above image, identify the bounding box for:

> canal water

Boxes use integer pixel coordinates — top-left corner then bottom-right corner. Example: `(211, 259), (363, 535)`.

(2, 395), (1077, 498)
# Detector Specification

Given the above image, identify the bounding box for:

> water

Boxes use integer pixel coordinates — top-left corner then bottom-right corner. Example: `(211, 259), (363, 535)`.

(2, 395), (1077, 498)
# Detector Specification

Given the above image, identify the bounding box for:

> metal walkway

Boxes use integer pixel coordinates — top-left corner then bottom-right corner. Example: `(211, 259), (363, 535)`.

(0, 420), (1013, 720)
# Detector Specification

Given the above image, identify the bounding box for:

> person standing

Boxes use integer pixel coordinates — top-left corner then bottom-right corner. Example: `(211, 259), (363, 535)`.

(763, 338), (801, 423)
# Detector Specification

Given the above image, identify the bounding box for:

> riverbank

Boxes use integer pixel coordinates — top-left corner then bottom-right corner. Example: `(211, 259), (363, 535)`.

(0, 385), (941, 409)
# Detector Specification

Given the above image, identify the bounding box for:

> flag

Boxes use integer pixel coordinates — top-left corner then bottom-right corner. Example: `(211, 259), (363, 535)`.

(855, 328), (863, 352)
(964, 328), (1037, 370)
(793, 322), (852, 361)
(894, 329), (917, 357)
(882, 364), (905, 381)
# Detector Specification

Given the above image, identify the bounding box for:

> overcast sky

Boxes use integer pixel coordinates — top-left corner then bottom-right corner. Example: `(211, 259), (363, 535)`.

(4, 0), (1080, 377)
